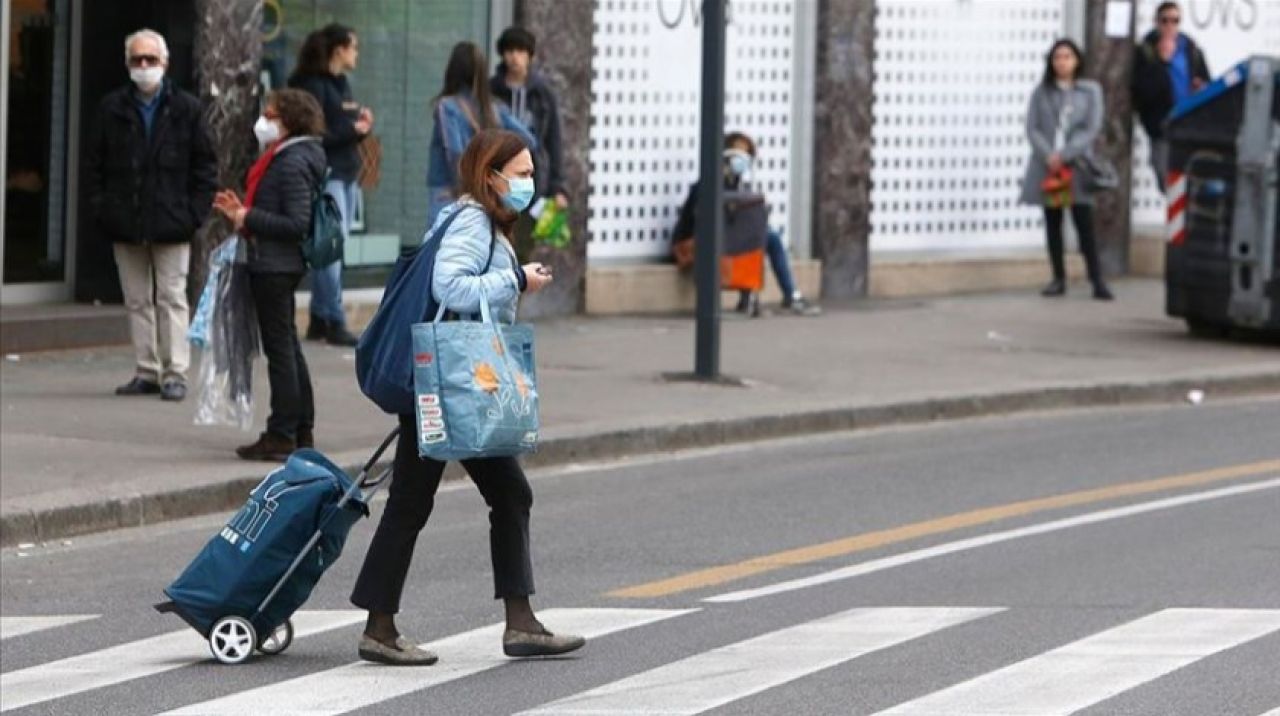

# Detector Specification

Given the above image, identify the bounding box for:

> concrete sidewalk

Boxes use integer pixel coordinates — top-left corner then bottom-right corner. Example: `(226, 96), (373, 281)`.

(2, 279), (1277, 546)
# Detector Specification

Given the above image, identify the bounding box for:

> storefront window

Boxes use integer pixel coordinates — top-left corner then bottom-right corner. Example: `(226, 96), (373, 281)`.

(3, 0), (71, 285)
(262, 0), (489, 268)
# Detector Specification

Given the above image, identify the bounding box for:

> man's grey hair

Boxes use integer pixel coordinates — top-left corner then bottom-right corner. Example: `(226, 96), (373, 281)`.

(124, 29), (170, 63)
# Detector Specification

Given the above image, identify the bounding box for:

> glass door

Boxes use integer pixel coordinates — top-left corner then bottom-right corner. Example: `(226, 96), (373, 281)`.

(2, 0), (74, 303)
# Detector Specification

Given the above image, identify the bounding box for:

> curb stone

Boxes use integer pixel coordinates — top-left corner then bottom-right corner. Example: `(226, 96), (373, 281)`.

(3, 371), (1278, 548)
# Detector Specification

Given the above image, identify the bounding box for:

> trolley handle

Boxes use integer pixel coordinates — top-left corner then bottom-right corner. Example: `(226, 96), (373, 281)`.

(359, 427), (399, 477)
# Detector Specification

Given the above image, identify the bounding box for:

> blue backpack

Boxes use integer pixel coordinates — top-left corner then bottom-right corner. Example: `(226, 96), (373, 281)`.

(303, 171), (345, 269)
(355, 207), (493, 415)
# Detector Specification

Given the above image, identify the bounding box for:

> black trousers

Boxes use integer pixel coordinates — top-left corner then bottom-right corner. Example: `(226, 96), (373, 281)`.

(350, 413), (536, 613)
(249, 272), (314, 440)
(1043, 205), (1104, 285)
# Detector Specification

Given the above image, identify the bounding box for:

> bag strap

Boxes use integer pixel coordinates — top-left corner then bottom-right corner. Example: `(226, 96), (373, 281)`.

(427, 205), (497, 323)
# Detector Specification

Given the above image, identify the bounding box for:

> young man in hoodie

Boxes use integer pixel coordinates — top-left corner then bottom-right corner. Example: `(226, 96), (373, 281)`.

(490, 27), (567, 260)
(1131, 1), (1210, 192)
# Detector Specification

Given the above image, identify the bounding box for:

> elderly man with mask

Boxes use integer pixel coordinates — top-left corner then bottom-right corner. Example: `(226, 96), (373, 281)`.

(86, 28), (216, 402)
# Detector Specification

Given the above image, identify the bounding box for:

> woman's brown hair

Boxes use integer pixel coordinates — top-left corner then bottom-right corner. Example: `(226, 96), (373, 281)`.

(269, 88), (325, 137)
(434, 41), (497, 130)
(457, 129), (530, 236)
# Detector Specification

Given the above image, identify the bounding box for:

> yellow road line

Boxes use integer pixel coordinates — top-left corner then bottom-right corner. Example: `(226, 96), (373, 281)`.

(608, 458), (1280, 599)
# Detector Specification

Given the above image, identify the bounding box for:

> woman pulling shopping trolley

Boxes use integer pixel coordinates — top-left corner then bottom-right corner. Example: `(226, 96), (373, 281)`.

(349, 128), (582, 666)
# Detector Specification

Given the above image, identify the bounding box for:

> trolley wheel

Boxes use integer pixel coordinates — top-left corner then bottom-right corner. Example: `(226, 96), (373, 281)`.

(209, 616), (257, 665)
(257, 619), (294, 656)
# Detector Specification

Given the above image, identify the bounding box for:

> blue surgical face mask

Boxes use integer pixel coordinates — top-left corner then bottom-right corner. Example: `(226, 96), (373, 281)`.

(726, 151), (752, 177)
(494, 171), (536, 212)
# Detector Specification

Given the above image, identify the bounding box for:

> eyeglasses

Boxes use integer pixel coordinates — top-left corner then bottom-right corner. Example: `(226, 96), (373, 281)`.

(1158, 15), (1180, 25)
(127, 54), (162, 68)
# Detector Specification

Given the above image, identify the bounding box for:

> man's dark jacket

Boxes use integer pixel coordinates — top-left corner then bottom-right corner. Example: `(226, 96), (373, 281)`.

(289, 72), (362, 182)
(85, 80), (217, 244)
(244, 139), (327, 275)
(1131, 30), (1210, 140)
(491, 65), (566, 199)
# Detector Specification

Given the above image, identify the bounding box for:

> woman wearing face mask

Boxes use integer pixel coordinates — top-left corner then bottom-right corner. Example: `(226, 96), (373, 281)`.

(1020, 38), (1114, 300)
(426, 42), (536, 229)
(211, 89), (327, 461)
(348, 129), (581, 666)
(672, 132), (820, 317)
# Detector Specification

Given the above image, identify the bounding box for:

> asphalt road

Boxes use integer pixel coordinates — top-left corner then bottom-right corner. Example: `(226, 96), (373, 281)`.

(2, 397), (1279, 715)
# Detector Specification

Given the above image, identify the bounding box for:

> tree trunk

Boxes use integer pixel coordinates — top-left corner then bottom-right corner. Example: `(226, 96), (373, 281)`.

(189, 0), (262, 305)
(510, 0), (593, 318)
(813, 0), (874, 299)
(1084, 0), (1136, 277)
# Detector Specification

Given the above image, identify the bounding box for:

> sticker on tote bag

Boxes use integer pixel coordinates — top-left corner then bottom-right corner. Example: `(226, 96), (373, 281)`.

(420, 430), (446, 444)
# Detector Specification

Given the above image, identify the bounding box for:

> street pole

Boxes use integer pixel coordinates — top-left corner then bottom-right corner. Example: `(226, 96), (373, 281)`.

(695, 0), (726, 379)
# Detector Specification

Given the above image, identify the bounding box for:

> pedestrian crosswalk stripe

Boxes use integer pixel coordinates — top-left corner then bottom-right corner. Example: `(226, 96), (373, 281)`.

(708, 476), (1280, 603)
(872, 608), (1280, 715)
(1255, 708), (1280, 716)
(517, 607), (1002, 716)
(162, 608), (692, 716)
(0, 610), (364, 713)
(0, 615), (98, 641)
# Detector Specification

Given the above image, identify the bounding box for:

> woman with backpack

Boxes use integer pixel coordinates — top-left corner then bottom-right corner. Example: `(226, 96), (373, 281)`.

(349, 129), (583, 666)
(211, 89), (326, 461)
(426, 42), (535, 228)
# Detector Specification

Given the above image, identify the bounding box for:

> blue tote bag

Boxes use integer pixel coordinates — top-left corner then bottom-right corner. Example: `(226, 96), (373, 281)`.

(355, 207), (491, 415)
(410, 292), (539, 460)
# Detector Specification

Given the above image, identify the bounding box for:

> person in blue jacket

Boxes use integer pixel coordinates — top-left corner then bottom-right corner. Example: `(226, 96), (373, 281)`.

(426, 42), (536, 228)
(351, 129), (583, 666)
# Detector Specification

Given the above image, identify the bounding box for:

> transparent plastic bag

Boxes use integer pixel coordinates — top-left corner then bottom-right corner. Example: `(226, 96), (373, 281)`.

(192, 236), (260, 430)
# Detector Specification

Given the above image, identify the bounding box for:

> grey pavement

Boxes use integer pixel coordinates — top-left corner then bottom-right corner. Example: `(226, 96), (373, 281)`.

(1, 278), (1278, 545)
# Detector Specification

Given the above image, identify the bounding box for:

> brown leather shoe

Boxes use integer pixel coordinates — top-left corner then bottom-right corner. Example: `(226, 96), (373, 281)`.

(502, 627), (586, 657)
(235, 432), (295, 462)
(358, 635), (438, 666)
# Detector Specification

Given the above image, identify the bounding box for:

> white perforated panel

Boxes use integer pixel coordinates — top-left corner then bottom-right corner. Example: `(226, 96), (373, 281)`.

(870, 0), (1063, 254)
(587, 0), (796, 261)
(1131, 0), (1280, 228)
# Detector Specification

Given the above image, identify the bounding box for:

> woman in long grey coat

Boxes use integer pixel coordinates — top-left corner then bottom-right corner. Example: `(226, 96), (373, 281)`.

(1021, 39), (1114, 300)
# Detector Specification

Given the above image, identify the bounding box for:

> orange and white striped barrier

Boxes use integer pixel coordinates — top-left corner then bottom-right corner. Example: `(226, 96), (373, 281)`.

(1166, 170), (1188, 246)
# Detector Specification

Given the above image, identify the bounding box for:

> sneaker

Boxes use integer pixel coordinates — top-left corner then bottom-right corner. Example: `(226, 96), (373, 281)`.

(1092, 284), (1115, 301)
(1040, 279), (1066, 297)
(160, 381), (187, 402)
(502, 627), (586, 658)
(115, 377), (161, 396)
(326, 324), (360, 347)
(305, 317), (328, 341)
(358, 635), (438, 666)
(235, 432), (295, 462)
(781, 295), (822, 317)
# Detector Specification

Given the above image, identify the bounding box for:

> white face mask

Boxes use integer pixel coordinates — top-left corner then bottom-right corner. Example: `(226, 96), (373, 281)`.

(253, 115), (282, 147)
(129, 66), (164, 91)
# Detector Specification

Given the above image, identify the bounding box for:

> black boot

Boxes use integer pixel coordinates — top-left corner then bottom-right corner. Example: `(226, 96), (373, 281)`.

(326, 322), (360, 347)
(1040, 279), (1066, 297)
(1092, 283), (1115, 301)
(305, 316), (328, 341)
